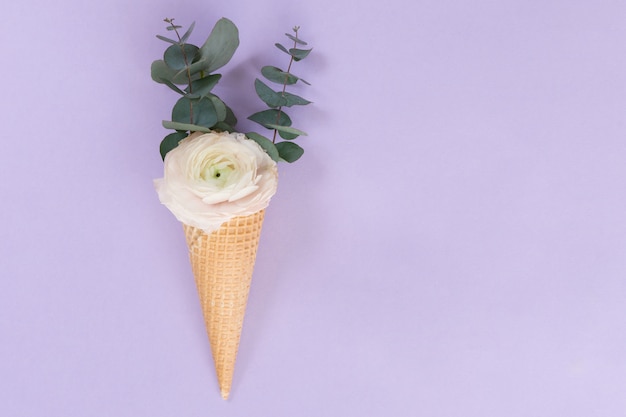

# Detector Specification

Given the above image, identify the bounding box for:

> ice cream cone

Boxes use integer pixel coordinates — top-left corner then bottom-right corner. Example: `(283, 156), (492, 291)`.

(183, 209), (265, 400)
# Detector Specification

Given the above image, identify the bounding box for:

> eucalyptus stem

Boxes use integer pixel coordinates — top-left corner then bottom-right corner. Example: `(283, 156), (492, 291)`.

(164, 18), (194, 125)
(272, 28), (299, 143)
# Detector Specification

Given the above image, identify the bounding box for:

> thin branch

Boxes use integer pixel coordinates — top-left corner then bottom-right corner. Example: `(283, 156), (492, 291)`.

(164, 18), (194, 126)
(272, 27), (299, 143)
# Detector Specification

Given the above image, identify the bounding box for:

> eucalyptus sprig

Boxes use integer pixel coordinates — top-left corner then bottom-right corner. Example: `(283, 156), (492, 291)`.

(151, 18), (240, 160)
(246, 26), (313, 163)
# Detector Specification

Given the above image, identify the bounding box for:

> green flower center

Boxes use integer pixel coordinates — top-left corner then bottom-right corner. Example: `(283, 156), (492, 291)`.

(200, 160), (235, 185)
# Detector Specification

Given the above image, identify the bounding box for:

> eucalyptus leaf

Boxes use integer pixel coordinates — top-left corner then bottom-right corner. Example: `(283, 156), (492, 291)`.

(282, 92), (312, 107)
(195, 97), (219, 127)
(186, 74), (222, 97)
(254, 79), (286, 108)
(275, 141), (304, 162)
(174, 67), (203, 84)
(164, 44), (199, 70)
(213, 121), (235, 132)
(156, 34), (178, 44)
(248, 109), (292, 129)
(152, 59), (198, 85)
(207, 94), (227, 121)
(160, 132), (188, 160)
(171, 96), (217, 127)
(265, 124), (307, 138)
(289, 47), (312, 61)
(162, 120), (212, 132)
(163, 79), (185, 95)
(275, 43), (289, 54)
(246, 132), (280, 162)
(191, 18), (239, 74)
(180, 21), (196, 43)
(261, 66), (298, 85)
(284, 33), (308, 46)
(183, 62), (203, 78)
(151, 60), (177, 84)
(171, 96), (193, 124)
(224, 105), (238, 127)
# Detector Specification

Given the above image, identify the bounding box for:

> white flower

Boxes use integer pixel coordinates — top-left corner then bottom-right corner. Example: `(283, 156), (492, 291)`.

(154, 131), (278, 232)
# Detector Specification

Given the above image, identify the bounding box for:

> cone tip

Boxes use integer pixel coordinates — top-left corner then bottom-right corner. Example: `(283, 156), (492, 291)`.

(221, 389), (230, 400)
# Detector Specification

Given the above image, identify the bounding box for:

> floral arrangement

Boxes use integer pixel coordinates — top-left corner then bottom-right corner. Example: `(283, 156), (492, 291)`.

(151, 17), (311, 163)
(150, 17), (313, 400)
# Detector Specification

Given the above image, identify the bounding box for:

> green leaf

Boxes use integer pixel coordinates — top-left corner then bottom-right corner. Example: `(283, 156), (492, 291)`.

(275, 43), (289, 54)
(171, 97), (193, 124)
(186, 74), (222, 97)
(265, 124), (307, 139)
(261, 66), (298, 85)
(261, 66), (310, 85)
(180, 21), (195, 43)
(151, 59), (176, 83)
(246, 132), (280, 162)
(248, 109), (292, 129)
(282, 92), (312, 107)
(156, 34), (177, 44)
(195, 97), (218, 127)
(164, 44), (199, 70)
(285, 33), (308, 46)
(289, 47), (312, 61)
(206, 94), (227, 121)
(213, 121), (235, 132)
(151, 60), (198, 85)
(171, 97), (218, 128)
(162, 79), (185, 95)
(190, 18), (240, 74)
(162, 120), (212, 132)
(254, 79), (286, 108)
(224, 105), (238, 127)
(160, 132), (188, 160)
(275, 141), (304, 162)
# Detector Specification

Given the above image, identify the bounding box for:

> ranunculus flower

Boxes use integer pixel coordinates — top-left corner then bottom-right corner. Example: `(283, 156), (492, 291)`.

(154, 131), (278, 232)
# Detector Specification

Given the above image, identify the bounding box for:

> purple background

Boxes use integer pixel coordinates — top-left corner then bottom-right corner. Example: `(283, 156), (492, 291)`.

(2, 0), (625, 415)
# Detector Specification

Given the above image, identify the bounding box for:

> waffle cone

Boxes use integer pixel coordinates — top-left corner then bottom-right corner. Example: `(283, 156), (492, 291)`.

(183, 209), (265, 400)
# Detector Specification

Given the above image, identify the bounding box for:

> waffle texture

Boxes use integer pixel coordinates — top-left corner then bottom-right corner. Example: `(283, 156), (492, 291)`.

(183, 209), (265, 400)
